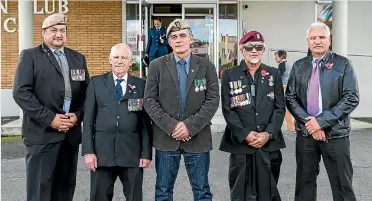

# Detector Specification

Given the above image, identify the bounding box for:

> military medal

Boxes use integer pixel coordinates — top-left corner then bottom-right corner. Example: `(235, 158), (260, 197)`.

(246, 93), (251, 105)
(229, 82), (234, 95)
(269, 76), (274, 86)
(195, 80), (200, 92)
(199, 79), (205, 91)
(237, 80), (242, 93)
(234, 81), (239, 94)
(202, 78), (207, 90)
(251, 85), (256, 97)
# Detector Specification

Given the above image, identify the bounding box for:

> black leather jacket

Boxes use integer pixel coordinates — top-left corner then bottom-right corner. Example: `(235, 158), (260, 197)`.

(285, 52), (359, 139)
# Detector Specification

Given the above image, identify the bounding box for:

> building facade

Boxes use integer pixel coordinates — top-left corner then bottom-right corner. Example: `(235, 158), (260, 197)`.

(1, 0), (371, 117)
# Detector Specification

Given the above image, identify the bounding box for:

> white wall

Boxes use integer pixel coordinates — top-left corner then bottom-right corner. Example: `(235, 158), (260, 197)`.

(347, 1), (372, 117)
(1, 89), (20, 117)
(238, 1), (371, 117)
(238, 1), (315, 64)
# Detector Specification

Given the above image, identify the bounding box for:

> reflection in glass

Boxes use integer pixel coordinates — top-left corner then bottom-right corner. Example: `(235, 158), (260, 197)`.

(218, 4), (238, 79)
(184, 7), (215, 64)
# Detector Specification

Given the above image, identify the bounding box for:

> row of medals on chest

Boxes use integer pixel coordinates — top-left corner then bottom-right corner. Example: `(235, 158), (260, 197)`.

(229, 75), (274, 96)
(229, 76), (274, 108)
(194, 78), (207, 92)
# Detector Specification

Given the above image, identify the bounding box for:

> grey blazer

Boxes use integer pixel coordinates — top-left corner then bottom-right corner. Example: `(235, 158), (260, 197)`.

(144, 53), (220, 153)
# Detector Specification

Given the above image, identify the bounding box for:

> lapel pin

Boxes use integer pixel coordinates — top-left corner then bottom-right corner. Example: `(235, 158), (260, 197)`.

(191, 69), (194, 73)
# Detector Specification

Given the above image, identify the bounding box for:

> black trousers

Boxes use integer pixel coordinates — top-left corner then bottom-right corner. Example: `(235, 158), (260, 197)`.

(90, 166), (143, 201)
(228, 149), (282, 201)
(295, 135), (356, 201)
(25, 140), (79, 201)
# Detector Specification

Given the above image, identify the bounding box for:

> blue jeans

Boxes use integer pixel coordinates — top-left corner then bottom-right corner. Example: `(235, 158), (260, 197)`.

(155, 150), (212, 201)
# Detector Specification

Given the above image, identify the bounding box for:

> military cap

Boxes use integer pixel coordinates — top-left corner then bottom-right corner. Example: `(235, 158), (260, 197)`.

(42, 13), (67, 29)
(166, 19), (191, 37)
(239, 31), (264, 44)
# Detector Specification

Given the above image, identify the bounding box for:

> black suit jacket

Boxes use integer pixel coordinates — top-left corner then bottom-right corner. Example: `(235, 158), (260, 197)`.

(82, 72), (153, 167)
(219, 61), (286, 154)
(13, 43), (89, 146)
(144, 53), (220, 153)
(286, 52), (359, 139)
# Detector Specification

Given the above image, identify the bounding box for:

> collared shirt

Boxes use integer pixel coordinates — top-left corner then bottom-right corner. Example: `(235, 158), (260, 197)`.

(308, 53), (327, 115)
(113, 73), (128, 96)
(173, 52), (191, 75)
(50, 47), (69, 68)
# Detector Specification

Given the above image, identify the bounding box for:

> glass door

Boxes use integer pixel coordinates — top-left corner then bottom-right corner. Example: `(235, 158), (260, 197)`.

(182, 4), (218, 74)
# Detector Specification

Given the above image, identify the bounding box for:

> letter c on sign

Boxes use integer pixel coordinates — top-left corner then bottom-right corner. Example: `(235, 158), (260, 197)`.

(4, 18), (16, 33)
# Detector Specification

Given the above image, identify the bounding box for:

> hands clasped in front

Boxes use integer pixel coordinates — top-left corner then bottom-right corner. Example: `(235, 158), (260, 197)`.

(245, 131), (270, 148)
(305, 116), (326, 141)
(172, 122), (191, 141)
(50, 113), (77, 132)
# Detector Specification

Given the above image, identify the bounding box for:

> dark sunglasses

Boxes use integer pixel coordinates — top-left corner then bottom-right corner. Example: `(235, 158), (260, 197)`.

(243, 44), (264, 52)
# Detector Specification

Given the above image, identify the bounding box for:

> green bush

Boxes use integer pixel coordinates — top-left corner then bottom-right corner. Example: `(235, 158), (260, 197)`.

(131, 62), (140, 71)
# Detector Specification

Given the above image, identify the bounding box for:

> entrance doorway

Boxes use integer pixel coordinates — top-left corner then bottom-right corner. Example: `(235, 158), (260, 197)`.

(146, 3), (217, 69)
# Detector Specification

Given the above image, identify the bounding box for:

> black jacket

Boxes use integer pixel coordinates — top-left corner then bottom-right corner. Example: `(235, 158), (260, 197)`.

(219, 61), (286, 154)
(285, 51), (359, 139)
(82, 72), (153, 167)
(13, 43), (89, 146)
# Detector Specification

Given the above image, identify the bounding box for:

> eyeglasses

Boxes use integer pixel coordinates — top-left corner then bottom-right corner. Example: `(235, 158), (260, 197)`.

(243, 44), (264, 52)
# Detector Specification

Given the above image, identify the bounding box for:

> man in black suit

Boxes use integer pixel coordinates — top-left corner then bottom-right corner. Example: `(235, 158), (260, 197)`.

(219, 31), (286, 201)
(82, 43), (153, 201)
(286, 22), (359, 201)
(144, 19), (220, 201)
(12, 13), (90, 201)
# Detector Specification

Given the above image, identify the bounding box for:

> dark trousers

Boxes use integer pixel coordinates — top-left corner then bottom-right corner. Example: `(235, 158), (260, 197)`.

(270, 150), (282, 185)
(25, 140), (79, 201)
(228, 150), (282, 201)
(155, 150), (212, 201)
(90, 166), (143, 201)
(295, 135), (356, 201)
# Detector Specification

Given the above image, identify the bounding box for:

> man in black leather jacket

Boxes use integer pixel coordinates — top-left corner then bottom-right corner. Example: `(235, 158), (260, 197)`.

(286, 22), (359, 201)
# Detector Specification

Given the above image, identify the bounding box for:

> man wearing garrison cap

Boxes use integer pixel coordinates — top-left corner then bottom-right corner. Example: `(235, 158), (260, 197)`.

(13, 13), (90, 201)
(144, 18), (220, 201)
(219, 30), (286, 201)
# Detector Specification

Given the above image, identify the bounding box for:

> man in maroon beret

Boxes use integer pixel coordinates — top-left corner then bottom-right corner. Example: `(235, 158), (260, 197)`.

(219, 31), (286, 201)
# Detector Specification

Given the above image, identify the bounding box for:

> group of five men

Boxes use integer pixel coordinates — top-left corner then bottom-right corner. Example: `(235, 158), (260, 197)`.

(13, 13), (359, 201)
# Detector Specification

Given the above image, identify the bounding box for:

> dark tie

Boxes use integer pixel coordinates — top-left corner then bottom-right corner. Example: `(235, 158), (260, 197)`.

(178, 59), (187, 118)
(307, 59), (320, 116)
(116, 79), (124, 99)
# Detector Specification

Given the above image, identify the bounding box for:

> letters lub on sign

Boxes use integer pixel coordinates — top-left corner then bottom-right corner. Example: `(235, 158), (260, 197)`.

(1, 0), (69, 33)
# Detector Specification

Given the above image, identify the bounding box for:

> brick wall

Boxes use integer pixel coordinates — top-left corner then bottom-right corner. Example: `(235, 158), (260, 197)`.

(1, 1), (123, 89)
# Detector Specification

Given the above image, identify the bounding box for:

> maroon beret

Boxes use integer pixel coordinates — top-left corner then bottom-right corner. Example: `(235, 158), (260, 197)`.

(239, 31), (264, 44)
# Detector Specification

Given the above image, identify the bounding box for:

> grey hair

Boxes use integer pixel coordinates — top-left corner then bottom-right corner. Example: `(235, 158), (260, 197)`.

(109, 43), (133, 59)
(306, 21), (331, 39)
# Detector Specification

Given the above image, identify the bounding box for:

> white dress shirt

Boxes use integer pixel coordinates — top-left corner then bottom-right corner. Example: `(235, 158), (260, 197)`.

(113, 73), (128, 96)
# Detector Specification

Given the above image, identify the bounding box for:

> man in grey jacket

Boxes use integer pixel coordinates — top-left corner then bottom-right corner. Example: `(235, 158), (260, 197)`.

(275, 50), (295, 132)
(144, 18), (220, 201)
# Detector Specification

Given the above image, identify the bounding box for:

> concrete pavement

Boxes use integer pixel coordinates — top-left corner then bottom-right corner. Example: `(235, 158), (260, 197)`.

(2, 106), (372, 200)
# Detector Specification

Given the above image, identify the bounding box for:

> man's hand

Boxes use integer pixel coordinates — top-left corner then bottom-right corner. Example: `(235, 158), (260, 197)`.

(305, 116), (321, 134)
(249, 132), (270, 148)
(139, 159), (151, 168)
(245, 131), (258, 144)
(172, 122), (190, 140)
(311, 129), (326, 141)
(51, 114), (67, 130)
(59, 113), (77, 132)
(84, 154), (97, 172)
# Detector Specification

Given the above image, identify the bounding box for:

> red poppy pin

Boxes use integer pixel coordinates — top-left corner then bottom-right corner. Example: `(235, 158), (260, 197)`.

(261, 69), (269, 77)
(325, 63), (333, 70)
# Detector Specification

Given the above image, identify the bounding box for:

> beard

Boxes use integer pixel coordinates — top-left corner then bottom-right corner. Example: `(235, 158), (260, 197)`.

(249, 58), (260, 64)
